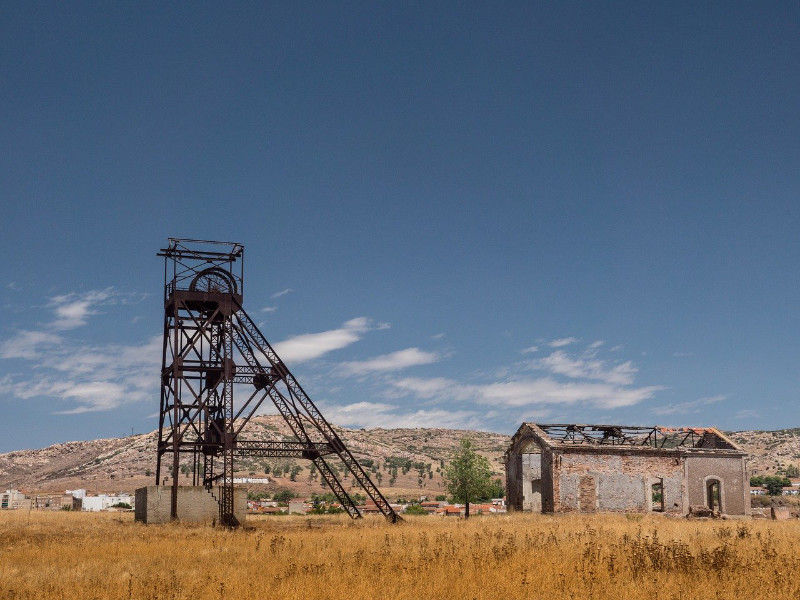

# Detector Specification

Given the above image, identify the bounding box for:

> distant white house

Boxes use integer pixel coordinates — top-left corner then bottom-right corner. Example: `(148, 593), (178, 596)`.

(78, 494), (133, 511)
(232, 477), (270, 484)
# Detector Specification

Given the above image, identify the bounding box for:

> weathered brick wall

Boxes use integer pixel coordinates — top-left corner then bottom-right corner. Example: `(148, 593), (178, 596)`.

(556, 451), (683, 514)
(685, 454), (749, 516)
(505, 453), (523, 510)
(541, 449), (555, 512)
(134, 486), (247, 524)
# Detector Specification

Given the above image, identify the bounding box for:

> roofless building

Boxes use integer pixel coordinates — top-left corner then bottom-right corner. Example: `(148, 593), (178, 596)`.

(505, 423), (749, 516)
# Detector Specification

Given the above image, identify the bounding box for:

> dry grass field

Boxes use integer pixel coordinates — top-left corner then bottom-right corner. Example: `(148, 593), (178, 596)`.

(2, 511), (799, 600)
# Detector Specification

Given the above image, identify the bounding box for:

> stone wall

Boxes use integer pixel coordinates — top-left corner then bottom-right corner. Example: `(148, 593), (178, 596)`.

(134, 486), (247, 524)
(554, 450), (684, 514)
(505, 451), (523, 510)
(685, 454), (750, 516)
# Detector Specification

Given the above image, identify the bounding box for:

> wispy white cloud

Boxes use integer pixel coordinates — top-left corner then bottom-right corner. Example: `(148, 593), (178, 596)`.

(653, 395), (725, 416)
(272, 317), (373, 364)
(340, 347), (440, 376)
(3, 334), (162, 413)
(49, 288), (117, 329)
(54, 382), (128, 414)
(673, 351), (693, 357)
(2, 283), (161, 415)
(384, 338), (663, 413)
(261, 306), (277, 313)
(387, 376), (456, 399)
(388, 376), (662, 411)
(6, 282), (21, 291)
(528, 350), (637, 385)
(478, 379), (662, 409)
(317, 400), (483, 430)
(0, 330), (63, 359)
(431, 333), (446, 340)
(271, 288), (294, 299)
(47, 288), (147, 330)
(521, 346), (538, 354)
(549, 337), (578, 348)
(735, 409), (759, 419)
(1, 286), (665, 429)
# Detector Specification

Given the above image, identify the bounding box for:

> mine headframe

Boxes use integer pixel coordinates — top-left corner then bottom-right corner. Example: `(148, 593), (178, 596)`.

(155, 238), (399, 527)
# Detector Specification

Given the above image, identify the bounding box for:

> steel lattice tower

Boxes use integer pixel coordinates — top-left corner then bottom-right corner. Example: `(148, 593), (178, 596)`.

(155, 239), (399, 526)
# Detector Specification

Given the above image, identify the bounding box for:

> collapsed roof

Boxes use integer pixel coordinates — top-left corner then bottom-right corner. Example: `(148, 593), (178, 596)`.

(510, 423), (742, 452)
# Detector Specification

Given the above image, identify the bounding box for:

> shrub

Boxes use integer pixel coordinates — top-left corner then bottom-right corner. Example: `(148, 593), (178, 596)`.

(404, 505), (427, 516)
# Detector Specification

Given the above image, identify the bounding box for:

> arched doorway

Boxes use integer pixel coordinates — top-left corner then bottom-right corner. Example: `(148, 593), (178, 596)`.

(706, 478), (721, 512)
(522, 440), (542, 512)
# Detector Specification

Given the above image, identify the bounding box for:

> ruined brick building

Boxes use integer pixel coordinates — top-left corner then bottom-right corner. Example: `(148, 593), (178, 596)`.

(505, 423), (749, 516)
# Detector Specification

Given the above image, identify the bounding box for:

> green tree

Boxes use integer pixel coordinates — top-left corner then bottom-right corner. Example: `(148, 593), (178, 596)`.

(763, 475), (791, 496)
(443, 438), (492, 519)
(290, 465), (303, 481)
(273, 489), (295, 504)
(486, 478), (505, 499)
(786, 464), (799, 478)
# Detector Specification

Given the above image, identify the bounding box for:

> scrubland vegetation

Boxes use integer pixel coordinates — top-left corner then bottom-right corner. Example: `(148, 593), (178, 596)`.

(2, 511), (799, 600)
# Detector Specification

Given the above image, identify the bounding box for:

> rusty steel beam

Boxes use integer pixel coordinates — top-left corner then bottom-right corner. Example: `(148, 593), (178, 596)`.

(155, 239), (399, 527)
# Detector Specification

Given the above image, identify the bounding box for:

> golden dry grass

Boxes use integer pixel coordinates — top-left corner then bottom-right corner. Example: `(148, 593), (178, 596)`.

(1, 510), (799, 600)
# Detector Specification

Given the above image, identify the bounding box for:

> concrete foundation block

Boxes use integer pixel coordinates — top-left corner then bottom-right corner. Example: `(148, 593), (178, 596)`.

(134, 486), (246, 525)
(771, 506), (792, 521)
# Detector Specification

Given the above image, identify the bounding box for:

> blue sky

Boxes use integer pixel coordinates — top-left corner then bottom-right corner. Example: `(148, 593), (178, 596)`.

(1, 2), (798, 452)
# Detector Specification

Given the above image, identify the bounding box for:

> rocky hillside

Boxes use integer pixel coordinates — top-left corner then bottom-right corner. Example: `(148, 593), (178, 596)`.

(728, 428), (800, 476)
(1, 419), (797, 498)
(0, 415), (509, 499)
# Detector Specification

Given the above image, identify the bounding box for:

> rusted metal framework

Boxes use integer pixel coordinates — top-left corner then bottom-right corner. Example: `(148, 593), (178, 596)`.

(536, 424), (736, 450)
(155, 238), (399, 526)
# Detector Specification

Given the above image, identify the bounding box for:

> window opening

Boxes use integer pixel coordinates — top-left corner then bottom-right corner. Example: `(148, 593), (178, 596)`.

(651, 479), (664, 512)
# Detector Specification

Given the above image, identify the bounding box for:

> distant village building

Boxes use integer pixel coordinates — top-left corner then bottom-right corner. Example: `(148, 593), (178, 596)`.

(506, 423), (750, 516)
(1, 489), (30, 510)
(75, 493), (133, 512)
(33, 493), (73, 510)
(232, 477), (270, 484)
